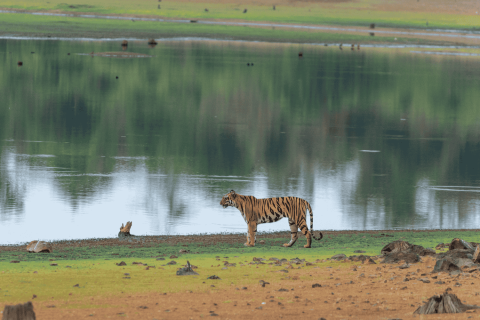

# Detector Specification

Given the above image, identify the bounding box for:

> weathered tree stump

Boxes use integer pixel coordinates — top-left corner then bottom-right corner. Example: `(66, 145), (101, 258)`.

(176, 261), (199, 276)
(2, 301), (36, 320)
(121, 40), (128, 46)
(410, 245), (436, 256)
(433, 257), (461, 273)
(118, 221), (133, 238)
(449, 238), (475, 251)
(383, 251), (420, 264)
(414, 291), (480, 314)
(26, 241), (52, 253)
(473, 246), (480, 263)
(381, 240), (411, 255)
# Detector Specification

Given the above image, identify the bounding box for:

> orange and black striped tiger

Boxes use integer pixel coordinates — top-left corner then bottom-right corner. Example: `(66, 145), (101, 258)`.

(220, 190), (323, 248)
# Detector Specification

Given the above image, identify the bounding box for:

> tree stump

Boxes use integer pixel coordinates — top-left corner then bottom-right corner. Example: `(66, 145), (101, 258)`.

(449, 238), (475, 251)
(121, 40), (128, 47)
(433, 257), (460, 273)
(176, 261), (199, 276)
(118, 221), (133, 238)
(473, 246), (480, 263)
(381, 240), (411, 255)
(414, 291), (480, 314)
(26, 241), (52, 253)
(2, 301), (36, 320)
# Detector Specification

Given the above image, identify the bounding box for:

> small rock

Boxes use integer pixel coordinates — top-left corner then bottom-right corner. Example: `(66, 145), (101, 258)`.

(312, 283), (322, 288)
(207, 275), (221, 280)
(116, 261), (127, 266)
(170, 255), (178, 259)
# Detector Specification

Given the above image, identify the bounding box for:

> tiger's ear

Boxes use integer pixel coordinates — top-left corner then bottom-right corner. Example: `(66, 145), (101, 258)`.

(230, 190), (236, 198)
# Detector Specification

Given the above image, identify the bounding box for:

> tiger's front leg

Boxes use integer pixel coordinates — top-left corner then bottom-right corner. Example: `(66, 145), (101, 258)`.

(244, 221), (257, 247)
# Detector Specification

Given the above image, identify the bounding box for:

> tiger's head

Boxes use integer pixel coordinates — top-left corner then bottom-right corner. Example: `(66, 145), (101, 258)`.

(220, 190), (237, 209)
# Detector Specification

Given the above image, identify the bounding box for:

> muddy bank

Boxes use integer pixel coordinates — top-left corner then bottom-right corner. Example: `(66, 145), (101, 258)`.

(2, 229), (480, 251)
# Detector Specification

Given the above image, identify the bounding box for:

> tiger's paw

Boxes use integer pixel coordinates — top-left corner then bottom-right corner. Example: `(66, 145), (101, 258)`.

(283, 243), (290, 247)
(304, 244), (312, 248)
(244, 243), (255, 247)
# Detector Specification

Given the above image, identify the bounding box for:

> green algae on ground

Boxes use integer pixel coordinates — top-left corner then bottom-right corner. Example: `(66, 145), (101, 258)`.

(0, 229), (479, 303)
(0, 12), (437, 45)
(1, 0), (479, 30)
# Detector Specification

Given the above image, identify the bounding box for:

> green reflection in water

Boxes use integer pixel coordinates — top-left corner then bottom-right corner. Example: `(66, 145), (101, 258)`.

(1, 39), (480, 237)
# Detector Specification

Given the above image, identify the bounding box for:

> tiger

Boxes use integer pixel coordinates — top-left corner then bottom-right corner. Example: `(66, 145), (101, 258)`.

(220, 190), (323, 248)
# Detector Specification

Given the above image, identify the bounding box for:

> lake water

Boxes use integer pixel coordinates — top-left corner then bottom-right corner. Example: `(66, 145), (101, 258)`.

(2, 38), (480, 244)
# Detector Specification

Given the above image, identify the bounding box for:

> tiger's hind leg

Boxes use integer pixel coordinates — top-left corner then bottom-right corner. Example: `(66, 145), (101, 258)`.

(298, 220), (312, 248)
(283, 219), (299, 247)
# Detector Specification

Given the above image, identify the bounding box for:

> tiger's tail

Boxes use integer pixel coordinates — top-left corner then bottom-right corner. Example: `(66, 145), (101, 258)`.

(307, 201), (323, 241)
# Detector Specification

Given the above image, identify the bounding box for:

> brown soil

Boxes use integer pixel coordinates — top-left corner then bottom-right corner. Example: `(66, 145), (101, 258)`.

(24, 255), (480, 319)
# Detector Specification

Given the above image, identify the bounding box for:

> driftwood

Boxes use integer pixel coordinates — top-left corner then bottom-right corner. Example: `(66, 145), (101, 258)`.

(118, 221), (133, 238)
(2, 301), (36, 320)
(26, 241), (52, 253)
(414, 291), (480, 314)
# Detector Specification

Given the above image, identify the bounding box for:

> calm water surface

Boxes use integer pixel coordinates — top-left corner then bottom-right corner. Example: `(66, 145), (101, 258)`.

(2, 39), (480, 244)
